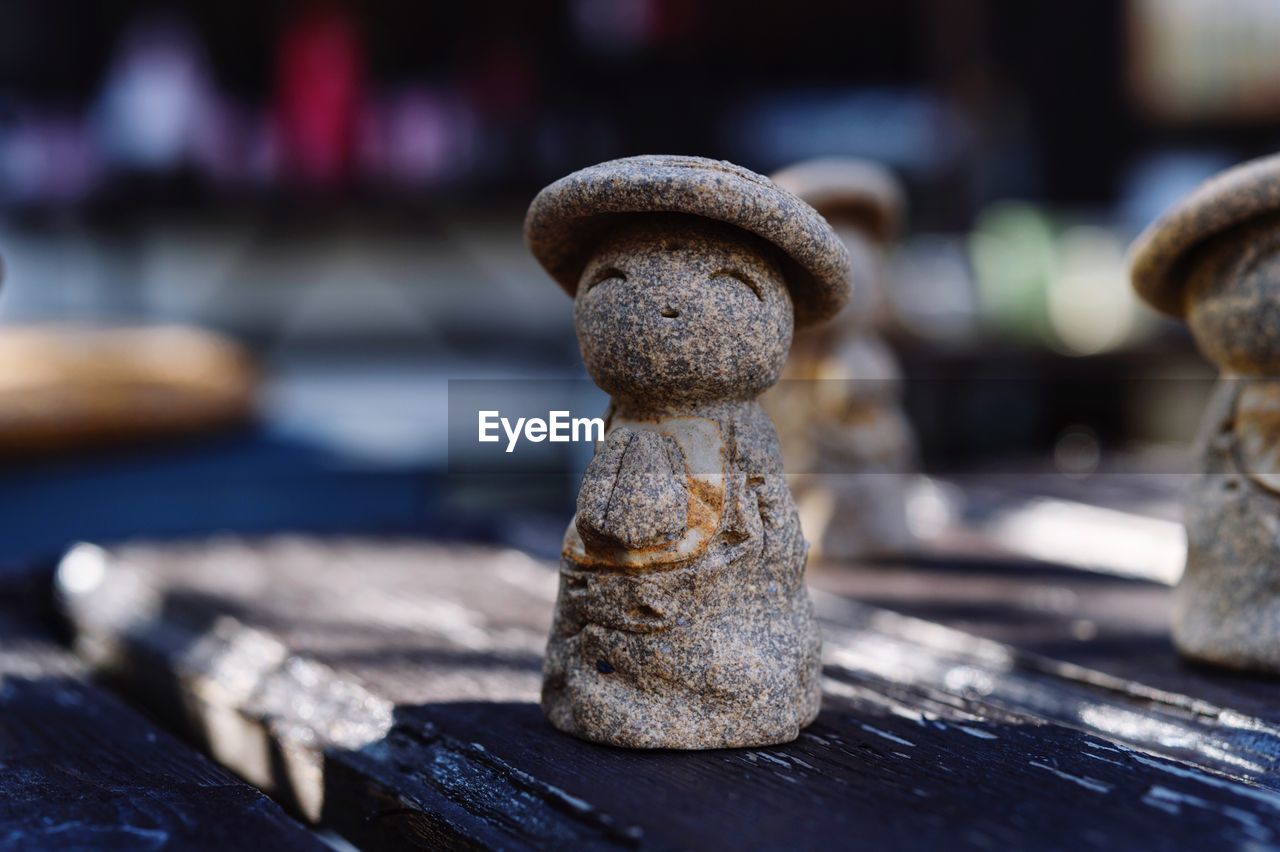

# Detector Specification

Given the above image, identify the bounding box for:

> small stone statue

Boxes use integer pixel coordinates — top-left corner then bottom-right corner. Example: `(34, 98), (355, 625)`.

(1130, 152), (1280, 673)
(525, 155), (851, 748)
(767, 158), (916, 559)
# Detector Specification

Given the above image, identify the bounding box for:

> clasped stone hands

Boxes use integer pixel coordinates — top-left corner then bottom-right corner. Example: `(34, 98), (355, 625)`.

(576, 427), (688, 551)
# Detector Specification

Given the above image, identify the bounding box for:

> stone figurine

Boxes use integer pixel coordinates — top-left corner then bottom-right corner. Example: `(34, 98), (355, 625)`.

(1130, 152), (1280, 673)
(766, 158), (916, 560)
(525, 155), (851, 748)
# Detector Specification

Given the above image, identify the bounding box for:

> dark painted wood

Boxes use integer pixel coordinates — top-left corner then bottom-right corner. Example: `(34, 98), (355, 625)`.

(0, 598), (324, 851)
(57, 536), (1280, 850)
(810, 557), (1280, 732)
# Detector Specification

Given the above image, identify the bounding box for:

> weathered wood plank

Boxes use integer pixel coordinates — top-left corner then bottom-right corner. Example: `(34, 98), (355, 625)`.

(56, 536), (1280, 850)
(815, 590), (1280, 790)
(809, 556), (1280, 732)
(927, 471), (1187, 583)
(0, 597), (325, 851)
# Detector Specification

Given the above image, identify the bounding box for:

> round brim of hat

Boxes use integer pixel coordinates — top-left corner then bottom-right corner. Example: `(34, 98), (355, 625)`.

(524, 155), (851, 326)
(769, 157), (904, 243)
(1130, 152), (1280, 317)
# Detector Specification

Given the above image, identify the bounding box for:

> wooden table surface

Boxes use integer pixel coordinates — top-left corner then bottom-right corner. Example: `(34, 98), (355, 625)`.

(53, 532), (1280, 851)
(0, 591), (324, 850)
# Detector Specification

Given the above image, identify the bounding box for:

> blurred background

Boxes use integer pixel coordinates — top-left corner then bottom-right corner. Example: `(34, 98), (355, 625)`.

(1, 0), (1271, 571)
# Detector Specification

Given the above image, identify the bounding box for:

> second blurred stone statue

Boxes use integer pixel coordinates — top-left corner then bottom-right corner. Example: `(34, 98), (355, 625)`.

(1130, 152), (1280, 674)
(525, 155), (850, 748)
(768, 158), (917, 560)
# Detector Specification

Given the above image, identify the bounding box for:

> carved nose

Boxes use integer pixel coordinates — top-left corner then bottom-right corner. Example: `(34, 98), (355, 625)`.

(660, 304), (680, 319)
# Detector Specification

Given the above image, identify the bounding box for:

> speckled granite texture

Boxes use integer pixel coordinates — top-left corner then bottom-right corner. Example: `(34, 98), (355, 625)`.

(768, 158), (916, 559)
(526, 154), (850, 326)
(1130, 154), (1280, 673)
(768, 158), (903, 245)
(1130, 152), (1280, 317)
(525, 156), (850, 748)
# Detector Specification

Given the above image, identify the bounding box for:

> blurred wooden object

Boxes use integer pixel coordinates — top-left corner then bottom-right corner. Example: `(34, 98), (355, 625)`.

(58, 536), (1280, 850)
(0, 594), (322, 849)
(0, 325), (256, 457)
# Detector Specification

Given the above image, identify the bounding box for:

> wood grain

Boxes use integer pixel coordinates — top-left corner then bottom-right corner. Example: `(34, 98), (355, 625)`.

(0, 598), (324, 850)
(56, 536), (1280, 850)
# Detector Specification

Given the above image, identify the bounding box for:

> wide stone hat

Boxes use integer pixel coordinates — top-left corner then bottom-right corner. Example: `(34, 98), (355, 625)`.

(524, 154), (852, 326)
(769, 157), (904, 244)
(1130, 152), (1280, 318)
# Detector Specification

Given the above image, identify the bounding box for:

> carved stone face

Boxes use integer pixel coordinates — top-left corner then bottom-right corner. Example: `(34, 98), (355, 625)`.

(573, 215), (794, 404)
(1186, 213), (1280, 374)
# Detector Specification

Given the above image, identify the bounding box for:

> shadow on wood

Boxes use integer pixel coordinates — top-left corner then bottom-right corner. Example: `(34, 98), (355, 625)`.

(55, 537), (1280, 849)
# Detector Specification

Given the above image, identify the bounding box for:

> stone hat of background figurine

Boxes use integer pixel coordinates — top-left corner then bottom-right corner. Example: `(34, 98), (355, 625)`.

(769, 157), (905, 244)
(1131, 152), (1280, 317)
(524, 154), (852, 326)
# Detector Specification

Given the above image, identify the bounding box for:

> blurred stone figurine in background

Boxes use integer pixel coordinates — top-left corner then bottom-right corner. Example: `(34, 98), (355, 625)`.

(767, 158), (916, 560)
(1130, 152), (1280, 674)
(525, 155), (850, 748)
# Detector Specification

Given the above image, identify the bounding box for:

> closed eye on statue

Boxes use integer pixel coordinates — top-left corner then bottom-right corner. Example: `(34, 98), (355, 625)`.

(585, 267), (626, 292)
(711, 269), (762, 301)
